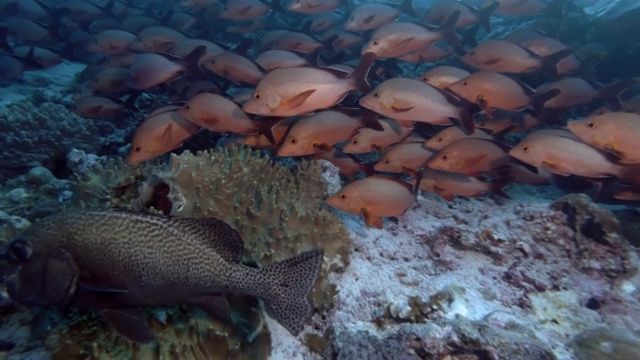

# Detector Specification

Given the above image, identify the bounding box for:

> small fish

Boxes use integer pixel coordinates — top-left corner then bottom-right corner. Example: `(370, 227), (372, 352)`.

(243, 52), (374, 117)
(536, 77), (636, 111)
(90, 67), (131, 94)
(220, 0), (270, 20)
(308, 12), (343, 32)
(203, 51), (264, 85)
(88, 29), (137, 55)
(519, 36), (581, 75)
(269, 31), (324, 54)
(415, 168), (512, 201)
(424, 125), (492, 151)
(326, 175), (417, 229)
(342, 117), (413, 154)
(120, 16), (161, 33)
(344, 0), (416, 31)
(508, 131), (623, 178)
(361, 11), (460, 59)
(177, 93), (261, 135)
(427, 138), (511, 176)
(474, 110), (541, 136)
(73, 95), (137, 118)
(567, 112), (640, 165)
(179, 0), (220, 9)
(13, 46), (62, 69)
(462, 39), (573, 74)
(128, 26), (187, 53)
(4, 16), (55, 43)
(493, 0), (547, 16)
(277, 109), (379, 157)
(313, 150), (372, 176)
(128, 106), (200, 165)
(320, 30), (363, 52)
(0, 210), (323, 342)
(254, 50), (308, 71)
(288, 0), (343, 14)
(447, 71), (560, 116)
(418, 65), (470, 90)
(399, 41), (453, 64)
(127, 46), (206, 90)
(359, 77), (473, 133)
(168, 39), (225, 61)
(374, 142), (436, 175)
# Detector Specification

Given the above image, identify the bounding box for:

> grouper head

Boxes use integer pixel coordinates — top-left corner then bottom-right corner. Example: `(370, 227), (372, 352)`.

(0, 220), (79, 307)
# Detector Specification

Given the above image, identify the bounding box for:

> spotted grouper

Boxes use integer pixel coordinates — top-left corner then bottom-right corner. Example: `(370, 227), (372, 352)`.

(0, 209), (324, 343)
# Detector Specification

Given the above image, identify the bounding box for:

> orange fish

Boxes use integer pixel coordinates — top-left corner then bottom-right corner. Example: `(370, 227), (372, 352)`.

(520, 36), (581, 75)
(128, 106), (200, 165)
(359, 77), (473, 132)
(288, 0), (343, 14)
(508, 131), (623, 178)
(374, 142), (436, 175)
(427, 138), (511, 176)
(361, 11), (459, 58)
(342, 117), (413, 154)
(536, 77), (636, 111)
(90, 67), (131, 93)
(424, 0), (498, 31)
(127, 46), (206, 90)
(415, 168), (512, 201)
(277, 109), (380, 157)
(177, 93), (260, 135)
(203, 51), (264, 85)
(567, 112), (640, 165)
(462, 39), (573, 74)
(128, 26), (187, 53)
(419, 65), (470, 90)
(424, 125), (493, 151)
(88, 29), (136, 55)
(399, 41), (453, 64)
(220, 0), (270, 20)
(474, 110), (541, 135)
(73, 95), (137, 118)
(344, 0), (416, 31)
(326, 175), (417, 229)
(254, 50), (308, 71)
(243, 52), (374, 117)
(313, 150), (372, 176)
(447, 71), (559, 116)
(491, 0), (547, 16)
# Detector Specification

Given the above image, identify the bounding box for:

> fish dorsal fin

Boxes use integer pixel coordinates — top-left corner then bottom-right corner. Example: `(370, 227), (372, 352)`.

(174, 218), (245, 263)
(101, 308), (155, 343)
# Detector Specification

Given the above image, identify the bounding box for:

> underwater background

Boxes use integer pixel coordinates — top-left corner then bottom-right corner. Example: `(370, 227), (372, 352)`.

(1, 0), (640, 359)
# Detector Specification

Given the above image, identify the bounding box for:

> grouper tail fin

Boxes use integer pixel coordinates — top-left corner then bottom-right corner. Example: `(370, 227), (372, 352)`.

(260, 249), (324, 335)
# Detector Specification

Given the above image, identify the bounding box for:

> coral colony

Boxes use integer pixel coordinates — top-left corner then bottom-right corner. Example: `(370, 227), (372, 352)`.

(1, 0), (640, 359)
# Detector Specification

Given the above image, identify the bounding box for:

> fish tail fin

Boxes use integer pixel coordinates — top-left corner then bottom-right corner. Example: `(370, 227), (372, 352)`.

(350, 52), (376, 93)
(541, 48), (573, 77)
(0, 26), (13, 54)
(598, 78), (637, 111)
(260, 249), (324, 336)
(440, 10), (461, 46)
(531, 88), (561, 115)
(400, 0), (419, 18)
(471, 1), (499, 32)
(182, 45), (207, 80)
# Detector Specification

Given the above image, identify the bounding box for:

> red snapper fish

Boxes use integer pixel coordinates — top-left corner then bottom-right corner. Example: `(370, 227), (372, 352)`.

(243, 52), (375, 117)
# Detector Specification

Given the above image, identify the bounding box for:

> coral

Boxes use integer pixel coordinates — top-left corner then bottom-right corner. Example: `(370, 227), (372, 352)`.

(0, 96), (100, 180)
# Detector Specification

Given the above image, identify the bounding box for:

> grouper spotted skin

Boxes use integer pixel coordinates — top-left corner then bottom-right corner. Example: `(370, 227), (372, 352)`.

(0, 210), (324, 343)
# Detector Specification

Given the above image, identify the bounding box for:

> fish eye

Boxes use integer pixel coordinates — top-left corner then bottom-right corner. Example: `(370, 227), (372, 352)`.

(422, 77), (429, 81)
(185, 105), (190, 109)
(436, 137), (442, 142)
(339, 194), (347, 200)
(9, 239), (32, 261)
(462, 81), (468, 86)
(290, 138), (297, 144)
(373, 41), (379, 46)
(350, 17), (354, 21)
(373, 92), (379, 98)
(470, 51), (475, 55)
(523, 146), (530, 152)
(254, 93), (261, 100)
(134, 146), (141, 152)
(384, 159), (390, 164)
(441, 154), (447, 160)
(352, 139), (358, 144)
(587, 122), (595, 128)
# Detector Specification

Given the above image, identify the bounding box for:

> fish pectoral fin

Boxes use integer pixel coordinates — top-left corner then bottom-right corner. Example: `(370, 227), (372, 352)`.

(361, 208), (383, 229)
(161, 123), (174, 147)
(397, 119), (414, 128)
(283, 89), (316, 111)
(190, 294), (233, 327)
(390, 104), (415, 113)
(313, 142), (333, 152)
(482, 58), (501, 66)
(603, 143), (625, 159)
(393, 37), (415, 50)
(461, 154), (487, 168)
(101, 308), (155, 343)
(237, 5), (252, 16)
(477, 97), (493, 117)
(541, 160), (570, 176)
(79, 279), (128, 293)
(364, 15), (376, 24)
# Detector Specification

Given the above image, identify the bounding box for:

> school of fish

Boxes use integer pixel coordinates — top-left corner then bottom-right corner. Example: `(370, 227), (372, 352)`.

(2, 0), (640, 225)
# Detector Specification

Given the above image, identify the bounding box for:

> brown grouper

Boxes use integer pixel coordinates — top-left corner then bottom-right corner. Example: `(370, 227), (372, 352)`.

(0, 209), (324, 343)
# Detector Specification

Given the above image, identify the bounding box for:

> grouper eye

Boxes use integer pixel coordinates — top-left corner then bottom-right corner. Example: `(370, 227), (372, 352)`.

(9, 239), (32, 261)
